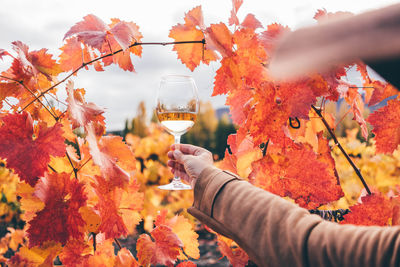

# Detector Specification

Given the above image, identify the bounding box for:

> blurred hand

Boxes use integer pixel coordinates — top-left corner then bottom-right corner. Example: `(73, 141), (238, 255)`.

(167, 144), (214, 188)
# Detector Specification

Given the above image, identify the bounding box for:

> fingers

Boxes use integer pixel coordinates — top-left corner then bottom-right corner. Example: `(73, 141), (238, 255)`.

(171, 143), (209, 156)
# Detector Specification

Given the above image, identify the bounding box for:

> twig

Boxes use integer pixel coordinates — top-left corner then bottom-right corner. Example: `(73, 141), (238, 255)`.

(20, 39), (206, 112)
(92, 233), (97, 252)
(114, 238), (122, 250)
(66, 152), (78, 179)
(311, 105), (371, 195)
(0, 75), (58, 120)
(48, 164), (58, 173)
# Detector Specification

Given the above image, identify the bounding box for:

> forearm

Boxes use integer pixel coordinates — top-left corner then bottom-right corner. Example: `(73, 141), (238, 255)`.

(188, 166), (322, 266)
(188, 166), (400, 267)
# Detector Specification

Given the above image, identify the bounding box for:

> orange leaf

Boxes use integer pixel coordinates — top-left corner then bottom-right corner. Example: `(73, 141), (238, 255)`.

(136, 225), (183, 267)
(251, 144), (344, 209)
(205, 23), (233, 58)
(169, 6), (217, 71)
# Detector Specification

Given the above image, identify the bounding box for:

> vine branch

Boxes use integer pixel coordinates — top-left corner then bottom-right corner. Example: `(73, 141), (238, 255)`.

(20, 39), (206, 113)
(311, 105), (371, 195)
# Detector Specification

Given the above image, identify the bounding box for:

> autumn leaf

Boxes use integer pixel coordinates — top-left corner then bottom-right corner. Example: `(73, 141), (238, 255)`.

(155, 209), (200, 259)
(87, 130), (133, 187)
(368, 80), (398, 106)
(64, 14), (139, 52)
(27, 172), (87, 247)
(101, 19), (143, 72)
(7, 241), (62, 267)
(169, 6), (218, 71)
(136, 225), (183, 267)
(341, 193), (392, 226)
(205, 23), (233, 58)
(10, 41), (61, 81)
(0, 112), (66, 186)
(59, 239), (91, 266)
(59, 37), (101, 72)
(251, 144), (344, 209)
(93, 176), (143, 239)
(241, 14), (263, 29)
(217, 234), (249, 267)
(228, 0), (243, 26)
(115, 248), (139, 267)
(367, 99), (400, 154)
(66, 80), (105, 130)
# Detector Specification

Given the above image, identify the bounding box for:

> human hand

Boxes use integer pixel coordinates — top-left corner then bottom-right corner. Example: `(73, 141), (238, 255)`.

(167, 144), (214, 188)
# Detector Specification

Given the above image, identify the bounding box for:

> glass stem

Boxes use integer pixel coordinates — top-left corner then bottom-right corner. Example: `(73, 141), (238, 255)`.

(173, 135), (181, 183)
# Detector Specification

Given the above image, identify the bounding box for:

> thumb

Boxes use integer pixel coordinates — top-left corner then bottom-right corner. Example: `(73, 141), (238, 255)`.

(173, 150), (187, 164)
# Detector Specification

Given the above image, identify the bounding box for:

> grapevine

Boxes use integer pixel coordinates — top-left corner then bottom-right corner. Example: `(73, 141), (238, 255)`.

(0, 1), (400, 266)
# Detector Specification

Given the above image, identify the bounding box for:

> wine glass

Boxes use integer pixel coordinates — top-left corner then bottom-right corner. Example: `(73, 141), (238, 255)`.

(155, 75), (199, 190)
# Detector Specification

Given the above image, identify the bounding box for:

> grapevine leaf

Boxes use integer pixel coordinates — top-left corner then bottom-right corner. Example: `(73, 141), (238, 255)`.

(11, 41), (61, 81)
(367, 99), (400, 154)
(217, 234), (249, 267)
(136, 225), (183, 267)
(228, 0), (243, 26)
(169, 6), (217, 71)
(205, 23), (233, 58)
(93, 177), (143, 239)
(251, 144), (344, 209)
(241, 14), (262, 29)
(87, 131), (132, 187)
(155, 209), (200, 259)
(115, 247), (139, 267)
(7, 242), (62, 267)
(66, 80), (105, 130)
(59, 239), (91, 266)
(59, 37), (95, 72)
(64, 14), (137, 51)
(0, 112), (66, 186)
(368, 80), (399, 106)
(101, 19), (143, 72)
(341, 193), (392, 226)
(27, 172), (87, 247)
(64, 14), (108, 50)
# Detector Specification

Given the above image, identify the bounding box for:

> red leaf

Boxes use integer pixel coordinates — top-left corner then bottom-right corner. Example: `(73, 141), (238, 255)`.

(251, 144), (344, 209)
(11, 41), (61, 81)
(367, 99), (400, 154)
(241, 14), (262, 29)
(136, 225), (183, 267)
(217, 235), (249, 267)
(228, 0), (243, 26)
(341, 193), (392, 226)
(27, 172), (87, 247)
(64, 14), (108, 50)
(59, 37), (95, 72)
(0, 48), (10, 60)
(0, 112), (66, 186)
(66, 80), (104, 129)
(64, 14), (137, 52)
(368, 80), (398, 106)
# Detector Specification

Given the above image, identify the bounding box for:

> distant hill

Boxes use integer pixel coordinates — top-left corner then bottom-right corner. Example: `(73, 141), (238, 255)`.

(215, 107), (230, 120)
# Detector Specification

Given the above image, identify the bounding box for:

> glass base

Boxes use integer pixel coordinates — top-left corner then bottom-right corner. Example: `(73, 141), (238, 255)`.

(158, 178), (191, 190)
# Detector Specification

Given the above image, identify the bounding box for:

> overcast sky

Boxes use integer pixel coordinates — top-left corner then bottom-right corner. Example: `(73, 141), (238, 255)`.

(0, 0), (398, 130)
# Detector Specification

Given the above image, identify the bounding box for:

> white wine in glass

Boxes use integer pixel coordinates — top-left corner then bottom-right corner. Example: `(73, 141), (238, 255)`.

(156, 75), (199, 190)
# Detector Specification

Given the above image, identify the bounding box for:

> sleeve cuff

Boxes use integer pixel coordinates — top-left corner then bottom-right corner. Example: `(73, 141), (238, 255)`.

(192, 166), (240, 217)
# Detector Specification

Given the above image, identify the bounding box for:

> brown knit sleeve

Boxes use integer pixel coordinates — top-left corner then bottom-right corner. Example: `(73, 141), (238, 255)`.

(188, 166), (400, 267)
